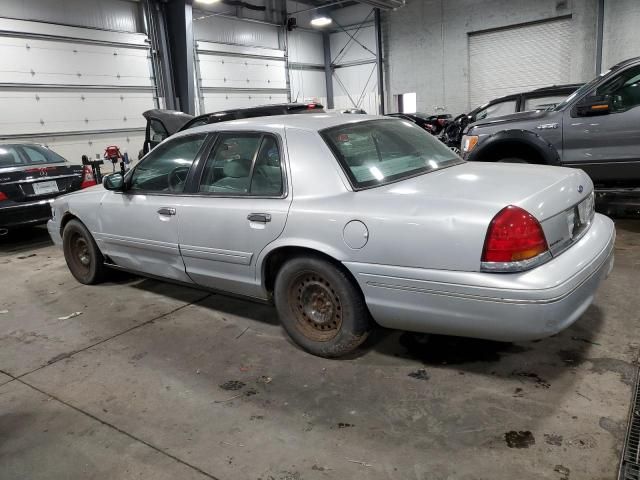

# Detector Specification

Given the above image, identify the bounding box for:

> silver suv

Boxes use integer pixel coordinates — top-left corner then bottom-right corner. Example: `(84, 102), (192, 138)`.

(462, 56), (640, 191)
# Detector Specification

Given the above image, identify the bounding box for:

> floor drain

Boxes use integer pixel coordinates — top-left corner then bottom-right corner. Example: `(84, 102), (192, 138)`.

(619, 367), (640, 480)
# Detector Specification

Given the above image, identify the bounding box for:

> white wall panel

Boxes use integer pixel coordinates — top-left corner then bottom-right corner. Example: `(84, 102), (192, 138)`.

(330, 26), (377, 64)
(0, 36), (152, 87)
(333, 63), (378, 113)
(193, 14), (280, 50)
(0, 0), (141, 33)
(288, 30), (324, 65)
(602, 0), (640, 69)
(290, 70), (326, 105)
(202, 92), (289, 112)
(0, 18), (147, 46)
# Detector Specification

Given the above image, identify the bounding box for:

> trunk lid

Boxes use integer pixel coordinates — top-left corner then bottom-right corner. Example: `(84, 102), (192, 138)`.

(351, 162), (594, 271)
(0, 162), (84, 202)
(0, 144), (85, 202)
(372, 161), (592, 222)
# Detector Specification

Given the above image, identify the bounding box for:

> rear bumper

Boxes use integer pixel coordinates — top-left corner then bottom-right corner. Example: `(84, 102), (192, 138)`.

(344, 213), (615, 341)
(0, 199), (54, 229)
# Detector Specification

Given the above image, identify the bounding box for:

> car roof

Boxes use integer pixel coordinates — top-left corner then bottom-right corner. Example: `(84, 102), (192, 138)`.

(174, 113), (387, 137)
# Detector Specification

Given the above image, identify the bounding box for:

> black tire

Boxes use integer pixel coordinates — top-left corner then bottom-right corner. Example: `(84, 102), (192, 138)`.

(62, 219), (106, 285)
(274, 256), (372, 358)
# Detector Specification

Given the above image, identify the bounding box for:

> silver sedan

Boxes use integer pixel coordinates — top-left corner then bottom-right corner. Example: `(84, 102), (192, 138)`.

(48, 114), (615, 357)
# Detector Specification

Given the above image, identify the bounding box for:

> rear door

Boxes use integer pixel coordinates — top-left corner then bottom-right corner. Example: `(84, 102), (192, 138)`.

(562, 64), (640, 186)
(177, 130), (291, 298)
(0, 145), (82, 202)
(97, 133), (208, 282)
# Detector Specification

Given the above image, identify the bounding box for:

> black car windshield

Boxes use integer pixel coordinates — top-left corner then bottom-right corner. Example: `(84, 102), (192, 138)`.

(0, 145), (66, 168)
(321, 119), (462, 189)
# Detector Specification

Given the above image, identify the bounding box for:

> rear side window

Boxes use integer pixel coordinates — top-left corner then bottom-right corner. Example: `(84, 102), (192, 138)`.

(321, 119), (461, 189)
(475, 100), (517, 120)
(523, 95), (570, 111)
(199, 133), (283, 196)
(0, 146), (23, 167)
(0, 145), (65, 168)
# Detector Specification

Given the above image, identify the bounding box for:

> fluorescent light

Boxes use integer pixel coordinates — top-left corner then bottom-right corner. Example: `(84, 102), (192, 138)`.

(194, 0), (220, 4)
(311, 16), (332, 27)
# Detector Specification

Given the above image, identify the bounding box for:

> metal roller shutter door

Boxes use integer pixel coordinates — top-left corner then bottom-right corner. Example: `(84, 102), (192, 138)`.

(196, 41), (289, 113)
(0, 18), (156, 164)
(468, 18), (573, 108)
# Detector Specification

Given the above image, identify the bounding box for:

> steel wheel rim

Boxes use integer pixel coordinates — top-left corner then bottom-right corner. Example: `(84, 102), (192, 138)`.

(69, 232), (91, 275)
(289, 271), (342, 342)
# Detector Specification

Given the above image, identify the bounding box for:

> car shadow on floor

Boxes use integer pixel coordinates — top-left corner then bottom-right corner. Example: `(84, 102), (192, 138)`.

(128, 271), (606, 385)
(0, 226), (53, 256)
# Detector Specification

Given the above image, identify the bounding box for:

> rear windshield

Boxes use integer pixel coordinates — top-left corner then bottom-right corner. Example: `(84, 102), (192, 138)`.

(0, 145), (66, 168)
(321, 119), (462, 189)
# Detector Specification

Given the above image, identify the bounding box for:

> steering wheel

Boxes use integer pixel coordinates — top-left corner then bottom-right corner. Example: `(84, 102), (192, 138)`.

(168, 166), (190, 192)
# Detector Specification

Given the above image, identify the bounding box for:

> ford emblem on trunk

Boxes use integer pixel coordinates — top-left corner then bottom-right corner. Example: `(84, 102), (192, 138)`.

(578, 185), (583, 193)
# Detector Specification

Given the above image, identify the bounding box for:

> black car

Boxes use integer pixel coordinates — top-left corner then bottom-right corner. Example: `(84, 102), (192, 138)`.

(141, 102), (325, 156)
(386, 113), (452, 134)
(0, 144), (96, 232)
(441, 84), (583, 152)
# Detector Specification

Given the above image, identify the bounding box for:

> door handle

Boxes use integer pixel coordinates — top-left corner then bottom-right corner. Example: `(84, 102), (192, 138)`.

(157, 207), (176, 216)
(247, 213), (271, 223)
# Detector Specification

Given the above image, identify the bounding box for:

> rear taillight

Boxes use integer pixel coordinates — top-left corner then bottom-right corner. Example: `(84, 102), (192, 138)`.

(80, 165), (97, 189)
(0, 191), (7, 201)
(481, 205), (550, 272)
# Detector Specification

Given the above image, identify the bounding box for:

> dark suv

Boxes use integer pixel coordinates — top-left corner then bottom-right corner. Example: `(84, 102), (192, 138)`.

(462, 57), (640, 191)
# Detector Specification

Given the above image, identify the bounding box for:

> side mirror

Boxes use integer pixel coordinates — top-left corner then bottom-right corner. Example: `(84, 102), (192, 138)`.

(103, 173), (125, 191)
(575, 95), (611, 116)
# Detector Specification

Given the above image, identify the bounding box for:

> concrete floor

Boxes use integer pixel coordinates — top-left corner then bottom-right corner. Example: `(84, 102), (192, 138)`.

(0, 221), (638, 480)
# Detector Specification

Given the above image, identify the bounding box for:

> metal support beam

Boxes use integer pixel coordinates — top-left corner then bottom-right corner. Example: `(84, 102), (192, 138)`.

(165, 0), (195, 114)
(595, 0), (605, 74)
(323, 32), (334, 109)
(375, 8), (384, 114)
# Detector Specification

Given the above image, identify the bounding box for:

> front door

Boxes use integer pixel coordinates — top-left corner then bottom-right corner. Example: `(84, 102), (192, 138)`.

(97, 133), (208, 282)
(177, 131), (291, 298)
(562, 64), (640, 186)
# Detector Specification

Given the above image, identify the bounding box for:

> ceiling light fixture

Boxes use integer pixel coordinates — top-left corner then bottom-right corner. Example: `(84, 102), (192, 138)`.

(194, 0), (220, 4)
(310, 15), (332, 27)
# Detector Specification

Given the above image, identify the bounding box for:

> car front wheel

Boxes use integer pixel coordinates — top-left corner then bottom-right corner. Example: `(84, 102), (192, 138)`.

(62, 219), (106, 285)
(274, 256), (372, 358)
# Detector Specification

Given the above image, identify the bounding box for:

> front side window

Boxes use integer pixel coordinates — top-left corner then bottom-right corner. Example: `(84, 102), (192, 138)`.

(130, 134), (207, 193)
(199, 133), (283, 196)
(474, 100), (517, 120)
(596, 65), (640, 112)
(321, 119), (461, 189)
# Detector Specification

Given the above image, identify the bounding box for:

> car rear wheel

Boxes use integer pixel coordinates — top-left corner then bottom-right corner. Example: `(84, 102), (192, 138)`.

(63, 219), (106, 285)
(274, 256), (372, 358)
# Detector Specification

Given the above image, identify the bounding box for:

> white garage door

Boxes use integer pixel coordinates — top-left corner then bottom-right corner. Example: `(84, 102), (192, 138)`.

(196, 41), (289, 113)
(0, 18), (156, 163)
(468, 17), (573, 109)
